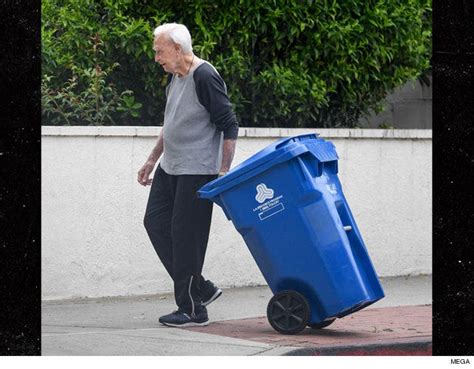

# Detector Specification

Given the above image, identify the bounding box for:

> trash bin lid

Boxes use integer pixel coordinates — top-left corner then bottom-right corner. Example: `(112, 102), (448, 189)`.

(199, 133), (319, 198)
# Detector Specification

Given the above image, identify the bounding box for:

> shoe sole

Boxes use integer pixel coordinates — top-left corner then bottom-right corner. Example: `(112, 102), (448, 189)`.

(202, 288), (223, 307)
(160, 320), (210, 328)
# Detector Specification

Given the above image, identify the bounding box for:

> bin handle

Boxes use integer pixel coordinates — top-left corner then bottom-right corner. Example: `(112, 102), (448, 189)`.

(274, 133), (319, 150)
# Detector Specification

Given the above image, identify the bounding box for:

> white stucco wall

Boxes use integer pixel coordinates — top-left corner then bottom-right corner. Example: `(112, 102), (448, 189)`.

(41, 127), (432, 300)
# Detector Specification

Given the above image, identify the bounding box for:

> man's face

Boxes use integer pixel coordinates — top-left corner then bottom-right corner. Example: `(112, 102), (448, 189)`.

(153, 35), (179, 74)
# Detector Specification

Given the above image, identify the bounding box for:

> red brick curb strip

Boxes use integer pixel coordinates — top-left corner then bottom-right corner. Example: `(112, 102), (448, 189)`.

(283, 339), (432, 356)
(184, 305), (432, 355)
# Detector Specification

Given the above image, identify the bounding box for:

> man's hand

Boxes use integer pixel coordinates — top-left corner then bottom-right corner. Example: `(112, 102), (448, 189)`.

(137, 162), (155, 186)
(138, 131), (163, 186)
(219, 139), (236, 175)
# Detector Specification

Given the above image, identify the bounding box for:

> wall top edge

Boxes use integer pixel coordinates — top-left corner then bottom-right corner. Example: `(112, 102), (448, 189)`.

(41, 126), (432, 139)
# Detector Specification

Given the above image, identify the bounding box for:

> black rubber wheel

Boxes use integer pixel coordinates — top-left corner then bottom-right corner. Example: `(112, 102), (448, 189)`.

(308, 318), (336, 329)
(267, 290), (310, 335)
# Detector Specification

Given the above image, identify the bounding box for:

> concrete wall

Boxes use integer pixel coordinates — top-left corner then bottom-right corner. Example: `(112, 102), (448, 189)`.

(358, 76), (432, 129)
(41, 127), (432, 300)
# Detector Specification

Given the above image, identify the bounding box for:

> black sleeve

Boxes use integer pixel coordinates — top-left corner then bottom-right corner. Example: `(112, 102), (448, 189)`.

(193, 63), (239, 140)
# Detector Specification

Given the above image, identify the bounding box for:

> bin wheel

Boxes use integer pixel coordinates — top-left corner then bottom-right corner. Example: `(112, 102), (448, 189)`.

(308, 318), (336, 329)
(267, 290), (310, 335)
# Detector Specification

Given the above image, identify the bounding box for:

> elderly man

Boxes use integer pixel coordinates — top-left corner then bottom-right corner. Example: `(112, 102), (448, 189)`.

(138, 23), (239, 327)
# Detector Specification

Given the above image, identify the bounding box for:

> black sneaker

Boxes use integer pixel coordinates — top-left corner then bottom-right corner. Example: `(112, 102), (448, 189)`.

(201, 279), (223, 307)
(159, 308), (209, 327)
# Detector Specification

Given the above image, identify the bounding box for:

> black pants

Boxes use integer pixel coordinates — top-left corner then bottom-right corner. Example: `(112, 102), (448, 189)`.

(144, 165), (217, 315)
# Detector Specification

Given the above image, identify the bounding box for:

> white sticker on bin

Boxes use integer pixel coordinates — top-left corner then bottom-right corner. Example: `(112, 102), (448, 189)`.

(253, 183), (285, 221)
(326, 183), (338, 195)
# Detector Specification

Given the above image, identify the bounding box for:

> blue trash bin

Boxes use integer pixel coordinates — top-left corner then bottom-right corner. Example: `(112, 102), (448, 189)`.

(198, 133), (384, 334)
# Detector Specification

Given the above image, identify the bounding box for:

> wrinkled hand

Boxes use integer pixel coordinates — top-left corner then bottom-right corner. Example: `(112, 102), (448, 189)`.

(137, 163), (154, 186)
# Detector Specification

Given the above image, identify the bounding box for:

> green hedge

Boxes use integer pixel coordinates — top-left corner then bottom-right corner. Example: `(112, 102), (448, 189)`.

(42, 0), (431, 128)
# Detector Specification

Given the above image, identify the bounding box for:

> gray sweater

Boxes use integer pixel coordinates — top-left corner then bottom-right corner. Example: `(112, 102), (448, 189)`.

(160, 61), (239, 175)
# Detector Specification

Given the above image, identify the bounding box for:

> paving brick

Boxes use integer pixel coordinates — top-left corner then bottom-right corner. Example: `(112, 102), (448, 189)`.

(183, 305), (432, 351)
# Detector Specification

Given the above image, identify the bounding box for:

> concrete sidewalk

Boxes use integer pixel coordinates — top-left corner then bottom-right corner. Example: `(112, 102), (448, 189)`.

(42, 275), (432, 356)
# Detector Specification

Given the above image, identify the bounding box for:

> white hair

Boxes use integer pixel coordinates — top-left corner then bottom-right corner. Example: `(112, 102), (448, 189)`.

(153, 23), (193, 54)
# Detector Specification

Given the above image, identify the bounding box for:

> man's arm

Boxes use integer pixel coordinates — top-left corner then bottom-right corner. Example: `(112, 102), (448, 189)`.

(137, 129), (164, 186)
(219, 139), (237, 175)
(194, 64), (239, 176)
